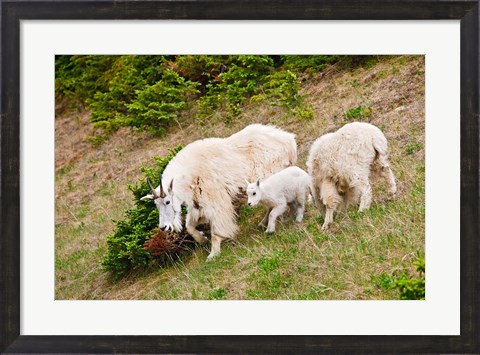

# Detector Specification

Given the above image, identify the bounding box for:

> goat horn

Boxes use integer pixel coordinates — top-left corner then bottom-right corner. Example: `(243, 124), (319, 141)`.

(159, 173), (166, 198)
(146, 177), (159, 198)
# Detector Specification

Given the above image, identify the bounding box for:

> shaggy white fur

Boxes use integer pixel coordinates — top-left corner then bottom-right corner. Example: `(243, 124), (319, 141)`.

(246, 166), (311, 233)
(226, 124), (297, 179)
(142, 124), (297, 260)
(306, 122), (397, 230)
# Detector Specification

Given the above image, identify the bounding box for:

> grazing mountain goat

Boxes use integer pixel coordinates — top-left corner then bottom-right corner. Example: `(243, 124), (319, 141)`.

(141, 124), (297, 260)
(226, 124), (297, 179)
(306, 122), (397, 230)
(246, 166), (311, 234)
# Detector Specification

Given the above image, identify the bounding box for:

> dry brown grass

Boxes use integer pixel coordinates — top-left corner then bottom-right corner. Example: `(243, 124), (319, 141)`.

(55, 55), (424, 300)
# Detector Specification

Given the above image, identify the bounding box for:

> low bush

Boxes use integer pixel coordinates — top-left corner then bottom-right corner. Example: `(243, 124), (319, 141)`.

(197, 55), (275, 120)
(55, 55), (116, 103)
(261, 70), (301, 109)
(56, 55), (198, 137)
(125, 69), (199, 133)
(395, 253), (425, 300)
(343, 105), (373, 121)
(56, 55), (361, 137)
(281, 55), (344, 74)
(101, 145), (183, 279)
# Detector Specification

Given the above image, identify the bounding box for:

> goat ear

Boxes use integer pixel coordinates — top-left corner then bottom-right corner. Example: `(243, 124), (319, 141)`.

(140, 194), (154, 201)
(244, 178), (251, 186)
(168, 179), (174, 193)
(256, 179), (260, 187)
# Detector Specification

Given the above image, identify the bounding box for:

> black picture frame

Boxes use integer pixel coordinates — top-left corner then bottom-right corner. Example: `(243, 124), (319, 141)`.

(1, 1), (478, 353)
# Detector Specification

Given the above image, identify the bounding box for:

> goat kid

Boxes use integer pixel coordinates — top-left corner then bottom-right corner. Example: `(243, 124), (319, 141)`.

(246, 166), (311, 234)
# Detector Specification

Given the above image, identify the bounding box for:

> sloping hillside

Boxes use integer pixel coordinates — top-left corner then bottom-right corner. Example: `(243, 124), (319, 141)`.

(55, 55), (424, 300)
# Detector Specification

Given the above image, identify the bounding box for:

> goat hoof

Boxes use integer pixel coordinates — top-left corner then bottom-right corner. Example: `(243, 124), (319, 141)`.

(206, 253), (217, 261)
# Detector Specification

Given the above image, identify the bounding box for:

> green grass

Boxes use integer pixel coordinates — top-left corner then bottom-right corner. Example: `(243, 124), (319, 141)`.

(55, 55), (425, 300)
(57, 164), (74, 176)
(405, 142), (422, 155)
(57, 171), (424, 300)
(129, 168), (423, 301)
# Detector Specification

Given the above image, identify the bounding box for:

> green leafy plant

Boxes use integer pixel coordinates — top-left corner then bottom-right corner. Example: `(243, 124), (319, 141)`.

(56, 55), (371, 134)
(171, 55), (228, 91)
(208, 287), (227, 300)
(373, 273), (397, 290)
(280, 55), (377, 74)
(126, 69), (199, 133)
(197, 57), (320, 122)
(292, 103), (315, 120)
(343, 105), (373, 120)
(257, 253), (282, 272)
(215, 56), (274, 117)
(280, 55), (344, 74)
(395, 254), (425, 300)
(86, 56), (156, 133)
(197, 55), (275, 120)
(101, 145), (183, 279)
(56, 55), (199, 138)
(55, 55), (117, 102)
(262, 70), (301, 109)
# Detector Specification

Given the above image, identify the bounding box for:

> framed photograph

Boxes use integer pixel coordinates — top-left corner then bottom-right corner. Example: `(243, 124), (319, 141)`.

(1, 1), (478, 353)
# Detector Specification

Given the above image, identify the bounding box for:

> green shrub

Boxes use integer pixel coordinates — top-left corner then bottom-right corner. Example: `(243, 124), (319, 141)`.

(292, 103), (315, 121)
(197, 55), (275, 120)
(87, 56), (197, 135)
(343, 105), (373, 120)
(56, 55), (199, 137)
(281, 55), (343, 74)
(56, 55), (368, 133)
(197, 56), (318, 122)
(172, 55), (229, 91)
(395, 254), (425, 300)
(216, 56), (274, 117)
(86, 56), (160, 133)
(261, 70), (301, 109)
(373, 273), (397, 290)
(55, 55), (117, 102)
(101, 145), (182, 279)
(208, 288), (227, 300)
(405, 142), (422, 155)
(280, 55), (379, 75)
(196, 92), (223, 122)
(125, 69), (199, 133)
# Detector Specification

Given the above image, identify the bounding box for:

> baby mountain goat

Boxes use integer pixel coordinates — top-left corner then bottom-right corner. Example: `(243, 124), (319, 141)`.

(246, 166), (311, 233)
(307, 122), (397, 230)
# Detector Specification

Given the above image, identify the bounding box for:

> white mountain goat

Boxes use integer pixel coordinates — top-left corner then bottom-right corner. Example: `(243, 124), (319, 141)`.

(141, 124), (297, 260)
(225, 124), (297, 180)
(246, 166), (311, 233)
(306, 122), (397, 230)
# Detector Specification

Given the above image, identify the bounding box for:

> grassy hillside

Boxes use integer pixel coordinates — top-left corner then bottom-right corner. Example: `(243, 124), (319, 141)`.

(55, 55), (425, 300)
